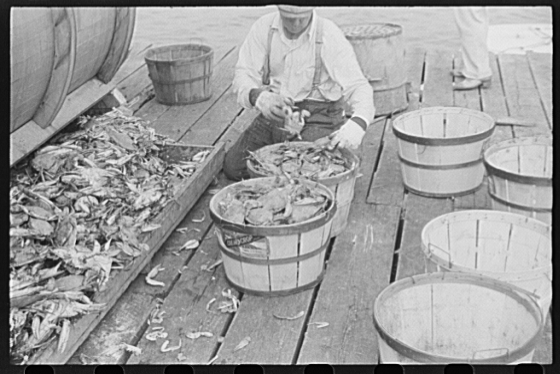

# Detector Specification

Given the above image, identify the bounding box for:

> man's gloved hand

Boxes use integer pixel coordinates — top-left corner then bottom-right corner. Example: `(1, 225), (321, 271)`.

(330, 119), (366, 151)
(255, 91), (294, 122)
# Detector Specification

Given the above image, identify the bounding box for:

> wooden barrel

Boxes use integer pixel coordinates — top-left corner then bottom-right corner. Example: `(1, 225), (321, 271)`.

(483, 136), (552, 226)
(10, 7), (136, 133)
(144, 44), (213, 105)
(392, 107), (495, 197)
(209, 177), (336, 296)
(246, 142), (360, 237)
(421, 210), (552, 316)
(373, 272), (544, 363)
(343, 24), (408, 116)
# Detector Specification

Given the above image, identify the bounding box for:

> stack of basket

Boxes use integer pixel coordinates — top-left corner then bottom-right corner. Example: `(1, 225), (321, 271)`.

(371, 106), (552, 364)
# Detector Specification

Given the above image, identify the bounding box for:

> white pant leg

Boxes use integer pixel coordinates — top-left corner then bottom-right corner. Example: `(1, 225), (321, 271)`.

(453, 7), (492, 80)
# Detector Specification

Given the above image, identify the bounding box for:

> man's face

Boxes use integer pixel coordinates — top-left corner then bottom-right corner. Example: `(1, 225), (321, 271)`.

(280, 12), (313, 38)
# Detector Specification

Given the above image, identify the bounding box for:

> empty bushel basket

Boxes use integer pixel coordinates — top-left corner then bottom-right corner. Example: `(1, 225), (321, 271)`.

(483, 135), (553, 226)
(392, 107), (495, 197)
(373, 272), (544, 364)
(145, 43), (213, 105)
(247, 142), (360, 237)
(421, 210), (552, 316)
(209, 177), (336, 296)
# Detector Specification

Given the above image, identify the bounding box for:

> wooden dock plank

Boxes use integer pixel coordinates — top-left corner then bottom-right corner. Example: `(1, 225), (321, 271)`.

(451, 55), (492, 211)
(70, 173), (227, 364)
(135, 47), (238, 142)
(180, 87), (242, 146)
(482, 52), (513, 146)
(366, 118), (403, 206)
(498, 53), (550, 138)
(526, 52), (552, 129)
(394, 49), (454, 280)
(126, 218), (236, 365)
(10, 41), (152, 167)
(297, 119), (398, 364)
(213, 290), (313, 365)
(366, 48), (425, 205)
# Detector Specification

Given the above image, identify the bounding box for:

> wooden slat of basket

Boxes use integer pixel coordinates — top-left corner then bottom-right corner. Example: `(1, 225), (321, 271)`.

(28, 143), (225, 364)
(298, 225), (327, 287)
(268, 235), (299, 291)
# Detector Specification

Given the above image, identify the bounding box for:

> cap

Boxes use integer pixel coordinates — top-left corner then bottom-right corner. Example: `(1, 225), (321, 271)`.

(277, 5), (314, 18)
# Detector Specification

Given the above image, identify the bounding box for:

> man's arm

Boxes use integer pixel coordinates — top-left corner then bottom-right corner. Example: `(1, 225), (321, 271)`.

(232, 17), (270, 109)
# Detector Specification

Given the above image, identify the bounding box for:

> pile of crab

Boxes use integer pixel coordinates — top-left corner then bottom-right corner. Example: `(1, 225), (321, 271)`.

(247, 141), (356, 180)
(9, 108), (209, 363)
(216, 176), (332, 227)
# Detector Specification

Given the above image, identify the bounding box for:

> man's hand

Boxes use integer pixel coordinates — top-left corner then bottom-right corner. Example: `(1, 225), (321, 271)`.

(255, 91), (294, 122)
(330, 119), (365, 151)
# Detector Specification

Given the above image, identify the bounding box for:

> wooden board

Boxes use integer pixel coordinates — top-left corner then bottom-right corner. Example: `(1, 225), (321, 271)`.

(365, 49), (426, 206)
(126, 210), (238, 365)
(396, 194), (452, 280)
(70, 174), (229, 364)
(212, 290), (313, 364)
(366, 118), (403, 206)
(498, 53), (550, 138)
(526, 52), (552, 129)
(451, 55), (491, 211)
(29, 143), (225, 364)
(297, 119), (398, 364)
(392, 49), (455, 280)
(181, 87), (242, 146)
(482, 52), (513, 146)
(10, 41), (153, 167)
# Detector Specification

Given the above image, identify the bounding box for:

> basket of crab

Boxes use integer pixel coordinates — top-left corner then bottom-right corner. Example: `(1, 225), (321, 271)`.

(246, 141), (359, 237)
(209, 176), (336, 296)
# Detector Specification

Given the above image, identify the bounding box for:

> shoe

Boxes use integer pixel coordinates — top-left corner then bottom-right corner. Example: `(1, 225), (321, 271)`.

(453, 77), (492, 91)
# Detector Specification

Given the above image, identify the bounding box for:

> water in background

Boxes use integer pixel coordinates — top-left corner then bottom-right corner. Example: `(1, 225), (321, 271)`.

(133, 6), (552, 59)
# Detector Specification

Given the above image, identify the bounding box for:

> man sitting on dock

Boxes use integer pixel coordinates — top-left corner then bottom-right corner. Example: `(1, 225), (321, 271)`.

(224, 5), (375, 181)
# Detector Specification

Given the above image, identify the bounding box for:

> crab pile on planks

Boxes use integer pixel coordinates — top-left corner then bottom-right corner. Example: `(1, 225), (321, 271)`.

(9, 109), (214, 364)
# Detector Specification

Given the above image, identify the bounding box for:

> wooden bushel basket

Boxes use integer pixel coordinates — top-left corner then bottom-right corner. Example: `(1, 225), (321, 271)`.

(483, 135), (553, 225)
(209, 177), (336, 296)
(421, 210), (552, 316)
(373, 272), (544, 364)
(144, 43), (213, 105)
(343, 24), (408, 116)
(392, 107), (495, 197)
(246, 142), (360, 237)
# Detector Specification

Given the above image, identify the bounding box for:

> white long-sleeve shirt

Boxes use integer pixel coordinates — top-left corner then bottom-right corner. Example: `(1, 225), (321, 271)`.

(233, 11), (375, 125)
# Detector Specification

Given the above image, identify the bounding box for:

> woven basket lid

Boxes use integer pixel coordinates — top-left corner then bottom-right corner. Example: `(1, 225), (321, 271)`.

(343, 23), (403, 40)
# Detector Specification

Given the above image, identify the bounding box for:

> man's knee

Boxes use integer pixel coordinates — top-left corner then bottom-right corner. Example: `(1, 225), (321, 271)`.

(223, 152), (248, 181)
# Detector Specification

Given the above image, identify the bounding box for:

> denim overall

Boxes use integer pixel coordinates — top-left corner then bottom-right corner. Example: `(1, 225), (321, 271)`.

(224, 17), (346, 180)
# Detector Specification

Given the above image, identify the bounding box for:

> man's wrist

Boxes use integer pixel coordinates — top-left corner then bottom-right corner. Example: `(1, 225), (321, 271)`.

(249, 88), (266, 106)
(349, 116), (367, 131)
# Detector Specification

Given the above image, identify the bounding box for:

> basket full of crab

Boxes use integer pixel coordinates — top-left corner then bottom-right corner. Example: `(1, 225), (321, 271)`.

(483, 135), (553, 226)
(246, 142), (359, 237)
(421, 210), (552, 316)
(209, 176), (336, 296)
(373, 272), (544, 363)
(392, 107), (495, 197)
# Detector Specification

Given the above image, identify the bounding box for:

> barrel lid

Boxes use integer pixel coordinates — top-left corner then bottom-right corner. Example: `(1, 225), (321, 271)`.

(343, 23), (403, 40)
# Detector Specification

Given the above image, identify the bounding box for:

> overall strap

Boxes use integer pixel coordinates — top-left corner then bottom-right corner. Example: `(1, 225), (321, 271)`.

(262, 24), (277, 86)
(311, 17), (324, 91)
